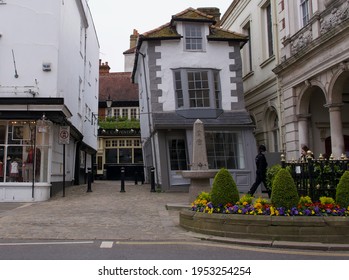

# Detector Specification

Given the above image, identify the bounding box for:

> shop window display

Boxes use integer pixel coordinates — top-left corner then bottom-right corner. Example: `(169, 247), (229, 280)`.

(0, 120), (50, 183)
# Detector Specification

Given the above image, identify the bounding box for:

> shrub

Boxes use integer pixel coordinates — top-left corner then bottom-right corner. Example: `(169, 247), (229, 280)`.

(266, 164), (282, 191)
(271, 168), (299, 209)
(336, 171), (349, 208)
(210, 168), (240, 207)
(319, 196), (335, 205)
(298, 196), (312, 206)
(239, 194), (253, 205)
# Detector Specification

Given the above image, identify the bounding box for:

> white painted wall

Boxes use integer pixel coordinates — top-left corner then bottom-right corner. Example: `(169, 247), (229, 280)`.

(157, 41), (238, 111)
(0, 0), (99, 187)
(0, 0), (61, 96)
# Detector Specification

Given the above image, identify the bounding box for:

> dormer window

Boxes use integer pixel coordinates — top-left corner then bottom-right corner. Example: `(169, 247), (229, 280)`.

(184, 24), (203, 51)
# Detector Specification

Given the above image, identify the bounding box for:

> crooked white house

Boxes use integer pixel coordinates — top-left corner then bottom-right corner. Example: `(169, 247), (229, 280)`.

(0, 0), (99, 201)
(132, 7), (258, 192)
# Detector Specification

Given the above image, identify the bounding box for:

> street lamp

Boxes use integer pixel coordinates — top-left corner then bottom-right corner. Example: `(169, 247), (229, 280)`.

(106, 94), (112, 118)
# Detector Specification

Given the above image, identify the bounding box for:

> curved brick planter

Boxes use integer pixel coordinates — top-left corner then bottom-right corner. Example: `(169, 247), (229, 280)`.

(180, 210), (349, 244)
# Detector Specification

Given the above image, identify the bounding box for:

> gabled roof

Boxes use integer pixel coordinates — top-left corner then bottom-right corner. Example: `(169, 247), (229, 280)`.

(99, 72), (138, 103)
(171, 7), (216, 24)
(140, 22), (181, 41)
(123, 46), (136, 55)
(132, 7), (248, 82)
(208, 26), (248, 43)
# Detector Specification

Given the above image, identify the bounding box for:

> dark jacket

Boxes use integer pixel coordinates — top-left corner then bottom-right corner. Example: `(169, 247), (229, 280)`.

(256, 152), (268, 175)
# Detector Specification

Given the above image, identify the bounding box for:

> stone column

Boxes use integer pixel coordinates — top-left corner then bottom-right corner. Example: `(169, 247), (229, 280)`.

(297, 114), (311, 151)
(327, 104), (344, 158)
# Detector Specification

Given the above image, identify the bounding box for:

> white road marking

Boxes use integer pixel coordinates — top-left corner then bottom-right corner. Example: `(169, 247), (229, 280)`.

(0, 241), (94, 246)
(100, 241), (114, 248)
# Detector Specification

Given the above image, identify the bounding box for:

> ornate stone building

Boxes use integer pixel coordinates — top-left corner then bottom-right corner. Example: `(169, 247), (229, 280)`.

(221, 0), (349, 161)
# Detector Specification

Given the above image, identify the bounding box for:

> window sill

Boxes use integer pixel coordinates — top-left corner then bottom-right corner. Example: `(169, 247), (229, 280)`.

(242, 71), (254, 81)
(260, 55), (275, 69)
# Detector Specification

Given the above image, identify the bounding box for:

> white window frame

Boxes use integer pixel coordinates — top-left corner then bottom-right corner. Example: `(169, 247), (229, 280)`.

(259, 0), (274, 61)
(241, 18), (253, 76)
(184, 23), (204, 51)
(300, 0), (311, 27)
(173, 68), (221, 110)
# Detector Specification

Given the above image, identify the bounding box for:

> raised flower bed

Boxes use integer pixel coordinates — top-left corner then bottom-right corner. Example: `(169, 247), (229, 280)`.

(179, 168), (349, 244)
(179, 210), (349, 243)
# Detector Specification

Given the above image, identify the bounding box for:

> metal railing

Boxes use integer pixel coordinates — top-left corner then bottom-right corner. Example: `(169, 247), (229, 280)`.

(281, 153), (349, 201)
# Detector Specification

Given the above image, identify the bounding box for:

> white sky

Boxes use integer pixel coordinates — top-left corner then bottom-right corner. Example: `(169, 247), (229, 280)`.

(87, 0), (233, 72)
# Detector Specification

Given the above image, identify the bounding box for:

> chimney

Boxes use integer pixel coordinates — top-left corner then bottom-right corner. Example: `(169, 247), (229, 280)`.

(130, 29), (139, 49)
(198, 7), (221, 26)
(99, 61), (110, 74)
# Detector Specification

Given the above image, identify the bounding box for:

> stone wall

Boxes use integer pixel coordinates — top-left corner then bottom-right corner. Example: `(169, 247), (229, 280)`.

(180, 210), (349, 244)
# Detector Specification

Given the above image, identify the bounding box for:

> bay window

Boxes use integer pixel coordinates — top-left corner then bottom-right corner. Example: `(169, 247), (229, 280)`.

(206, 131), (245, 170)
(174, 68), (221, 109)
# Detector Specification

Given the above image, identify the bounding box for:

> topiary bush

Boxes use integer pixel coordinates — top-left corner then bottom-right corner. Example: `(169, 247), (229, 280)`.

(210, 168), (239, 207)
(336, 171), (349, 208)
(266, 164), (282, 192)
(271, 168), (299, 209)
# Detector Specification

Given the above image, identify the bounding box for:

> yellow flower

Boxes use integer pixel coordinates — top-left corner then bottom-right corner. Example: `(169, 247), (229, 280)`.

(238, 209), (242, 214)
(243, 201), (248, 206)
(254, 202), (262, 209)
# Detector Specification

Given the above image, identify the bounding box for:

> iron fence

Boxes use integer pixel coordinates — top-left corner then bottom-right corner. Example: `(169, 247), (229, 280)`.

(281, 154), (349, 201)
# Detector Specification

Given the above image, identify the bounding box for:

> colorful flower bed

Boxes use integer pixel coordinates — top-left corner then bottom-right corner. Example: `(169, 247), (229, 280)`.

(191, 193), (349, 217)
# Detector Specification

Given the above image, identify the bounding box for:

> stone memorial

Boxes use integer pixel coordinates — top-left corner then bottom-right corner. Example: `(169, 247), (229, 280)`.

(181, 119), (217, 203)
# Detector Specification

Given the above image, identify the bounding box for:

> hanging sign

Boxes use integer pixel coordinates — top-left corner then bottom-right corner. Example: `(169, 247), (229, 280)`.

(59, 126), (70, 145)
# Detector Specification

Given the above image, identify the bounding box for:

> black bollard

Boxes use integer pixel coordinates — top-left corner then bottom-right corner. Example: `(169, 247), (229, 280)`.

(150, 167), (156, 192)
(120, 167), (125, 192)
(135, 171), (138, 185)
(87, 168), (92, 192)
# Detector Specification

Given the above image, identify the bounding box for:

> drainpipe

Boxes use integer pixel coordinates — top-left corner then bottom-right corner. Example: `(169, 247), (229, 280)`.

(272, 0), (285, 154)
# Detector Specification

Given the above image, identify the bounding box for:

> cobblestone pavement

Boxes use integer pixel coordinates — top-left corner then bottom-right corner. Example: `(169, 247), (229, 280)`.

(0, 181), (194, 241)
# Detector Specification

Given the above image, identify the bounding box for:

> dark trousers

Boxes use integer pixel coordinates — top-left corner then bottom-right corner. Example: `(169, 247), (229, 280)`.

(248, 172), (271, 198)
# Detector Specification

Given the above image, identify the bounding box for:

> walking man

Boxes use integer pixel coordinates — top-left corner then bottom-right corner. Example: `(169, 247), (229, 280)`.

(248, 145), (270, 198)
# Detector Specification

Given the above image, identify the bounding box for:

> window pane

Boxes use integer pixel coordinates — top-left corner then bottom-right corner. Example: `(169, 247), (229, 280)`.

(168, 139), (188, 170)
(187, 71), (210, 108)
(0, 123), (6, 144)
(119, 148), (132, 164)
(185, 25), (202, 51)
(6, 146), (23, 182)
(174, 69), (221, 109)
(206, 132), (245, 169)
(174, 71), (184, 108)
(105, 149), (117, 163)
(134, 148), (143, 164)
(301, 0), (310, 26)
(266, 3), (274, 57)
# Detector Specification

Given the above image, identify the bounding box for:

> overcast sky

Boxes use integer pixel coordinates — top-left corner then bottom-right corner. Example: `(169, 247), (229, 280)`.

(87, 0), (233, 72)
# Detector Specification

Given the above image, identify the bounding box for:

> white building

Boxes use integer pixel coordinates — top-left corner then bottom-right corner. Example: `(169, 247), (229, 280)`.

(132, 8), (257, 192)
(221, 0), (349, 161)
(0, 0), (99, 201)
